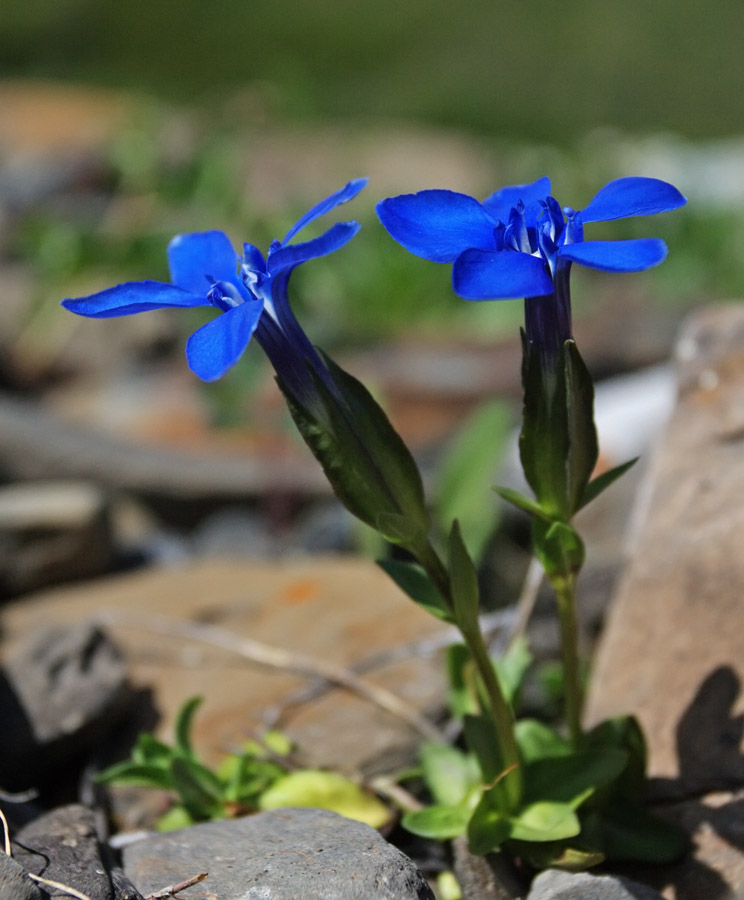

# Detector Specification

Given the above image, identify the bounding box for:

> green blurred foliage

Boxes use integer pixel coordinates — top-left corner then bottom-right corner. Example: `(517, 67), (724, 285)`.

(2, 0), (744, 141)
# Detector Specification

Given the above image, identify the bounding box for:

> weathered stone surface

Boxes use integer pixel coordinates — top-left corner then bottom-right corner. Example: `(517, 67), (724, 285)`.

(0, 480), (113, 596)
(0, 558), (447, 778)
(123, 807), (434, 900)
(0, 622), (131, 789)
(451, 836), (524, 899)
(0, 853), (44, 900)
(527, 869), (664, 900)
(585, 306), (744, 899)
(12, 804), (113, 900)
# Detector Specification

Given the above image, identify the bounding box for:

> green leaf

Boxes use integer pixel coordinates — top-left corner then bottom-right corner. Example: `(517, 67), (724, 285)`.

(131, 733), (172, 768)
(436, 400), (512, 562)
(509, 801), (580, 842)
(378, 559), (452, 621)
(563, 340), (599, 516)
(258, 770), (391, 829)
(515, 719), (571, 764)
(463, 714), (505, 786)
(492, 485), (550, 521)
(512, 839), (605, 871)
(403, 804), (473, 840)
(95, 761), (174, 790)
(174, 696), (203, 760)
(523, 749), (628, 809)
(155, 804), (196, 832)
(578, 457), (638, 511)
(419, 741), (480, 807)
(585, 715), (647, 796)
(169, 756), (225, 820)
(448, 519), (480, 635)
(493, 635), (532, 707)
(375, 511), (424, 546)
(467, 793), (511, 854)
(261, 730), (292, 757)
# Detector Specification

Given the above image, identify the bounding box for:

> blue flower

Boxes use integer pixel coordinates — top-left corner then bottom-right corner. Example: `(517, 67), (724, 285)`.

(377, 176), (686, 361)
(62, 179), (368, 398)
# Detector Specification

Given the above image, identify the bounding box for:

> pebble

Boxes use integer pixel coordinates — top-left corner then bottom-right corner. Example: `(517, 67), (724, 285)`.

(527, 869), (664, 900)
(123, 807), (435, 900)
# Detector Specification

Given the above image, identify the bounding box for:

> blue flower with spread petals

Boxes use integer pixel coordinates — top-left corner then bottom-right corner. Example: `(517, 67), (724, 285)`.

(62, 178), (368, 402)
(377, 176), (686, 362)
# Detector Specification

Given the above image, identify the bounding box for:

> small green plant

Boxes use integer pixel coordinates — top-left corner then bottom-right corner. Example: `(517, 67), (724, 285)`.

(98, 696), (390, 832)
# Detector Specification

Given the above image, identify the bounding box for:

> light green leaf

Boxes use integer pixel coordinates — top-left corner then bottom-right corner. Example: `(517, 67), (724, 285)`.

(509, 801), (580, 842)
(515, 719), (571, 764)
(155, 804), (196, 832)
(403, 804), (472, 840)
(492, 485), (550, 521)
(420, 741), (480, 807)
(258, 770), (391, 829)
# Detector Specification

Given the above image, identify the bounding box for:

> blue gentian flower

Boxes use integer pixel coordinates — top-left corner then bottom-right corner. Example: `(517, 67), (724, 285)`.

(62, 178), (368, 406)
(377, 176), (686, 364)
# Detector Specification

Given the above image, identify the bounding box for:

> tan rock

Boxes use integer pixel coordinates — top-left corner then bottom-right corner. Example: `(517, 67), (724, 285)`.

(585, 305), (744, 897)
(0, 556), (447, 774)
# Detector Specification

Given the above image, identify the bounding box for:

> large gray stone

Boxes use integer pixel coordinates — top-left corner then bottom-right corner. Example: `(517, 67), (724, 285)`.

(12, 805), (113, 900)
(0, 622), (131, 789)
(0, 853), (43, 900)
(123, 807), (435, 900)
(527, 869), (664, 900)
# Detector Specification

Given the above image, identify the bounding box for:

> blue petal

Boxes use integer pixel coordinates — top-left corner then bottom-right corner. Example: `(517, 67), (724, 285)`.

(377, 190), (497, 263)
(558, 238), (668, 271)
(167, 231), (240, 294)
(61, 281), (206, 317)
(481, 177), (551, 225)
(185, 299), (264, 381)
(267, 221), (361, 275)
(282, 178), (368, 245)
(580, 178), (687, 223)
(453, 249), (554, 300)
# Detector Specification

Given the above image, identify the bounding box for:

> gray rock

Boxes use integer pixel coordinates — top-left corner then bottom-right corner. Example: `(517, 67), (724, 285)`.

(0, 622), (131, 789)
(451, 836), (524, 899)
(527, 869), (664, 900)
(123, 807), (435, 900)
(0, 853), (44, 900)
(12, 804), (113, 900)
(0, 480), (113, 597)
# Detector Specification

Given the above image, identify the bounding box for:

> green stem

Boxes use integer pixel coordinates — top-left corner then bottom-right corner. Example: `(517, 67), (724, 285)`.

(553, 574), (583, 749)
(415, 538), (522, 812)
(461, 622), (522, 811)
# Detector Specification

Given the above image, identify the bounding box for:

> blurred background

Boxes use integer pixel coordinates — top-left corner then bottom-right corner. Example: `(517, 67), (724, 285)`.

(0, 0), (741, 597)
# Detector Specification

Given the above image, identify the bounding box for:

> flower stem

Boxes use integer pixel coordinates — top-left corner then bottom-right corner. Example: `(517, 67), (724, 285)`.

(415, 538), (522, 812)
(460, 619), (522, 811)
(552, 573), (583, 749)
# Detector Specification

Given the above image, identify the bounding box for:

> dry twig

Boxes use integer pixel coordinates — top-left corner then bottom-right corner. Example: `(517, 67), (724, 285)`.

(28, 873), (93, 900)
(146, 871), (208, 899)
(98, 610), (445, 742)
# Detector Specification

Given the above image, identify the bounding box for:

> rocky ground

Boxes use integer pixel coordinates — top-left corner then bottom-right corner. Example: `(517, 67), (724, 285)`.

(1, 82), (743, 899)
